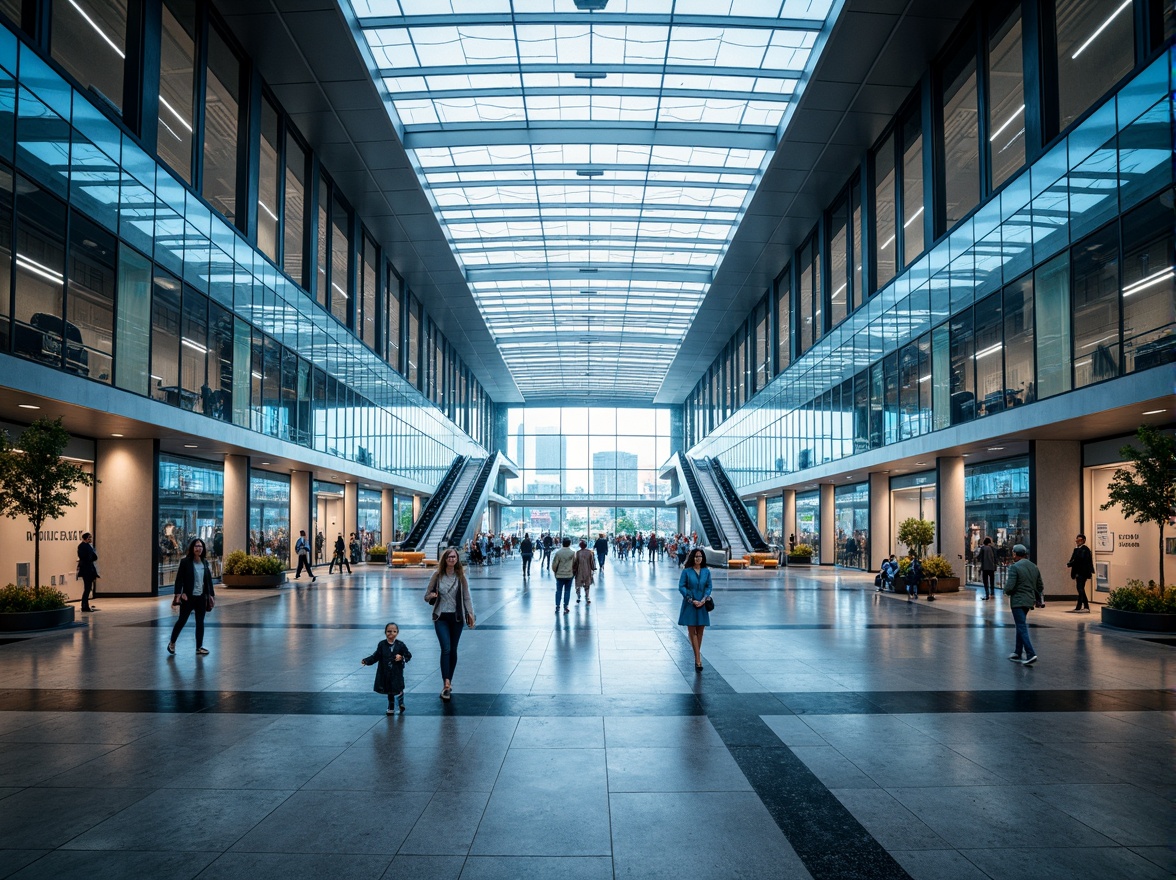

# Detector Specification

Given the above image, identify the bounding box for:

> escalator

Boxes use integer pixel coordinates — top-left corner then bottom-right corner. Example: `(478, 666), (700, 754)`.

(707, 457), (770, 554)
(671, 453), (725, 551)
(443, 452), (500, 550)
(692, 458), (747, 557)
(401, 455), (484, 553)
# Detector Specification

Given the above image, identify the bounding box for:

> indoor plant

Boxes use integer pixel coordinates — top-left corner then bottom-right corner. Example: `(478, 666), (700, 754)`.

(0, 584), (73, 632)
(921, 554), (960, 593)
(1101, 579), (1176, 632)
(220, 550), (287, 588)
(367, 544), (388, 563)
(788, 543), (814, 563)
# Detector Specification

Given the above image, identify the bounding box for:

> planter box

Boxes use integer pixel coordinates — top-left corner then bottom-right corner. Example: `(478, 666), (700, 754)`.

(367, 556), (387, 564)
(0, 605), (75, 632)
(221, 573), (287, 589)
(787, 556), (812, 565)
(927, 577), (961, 594)
(1101, 606), (1176, 632)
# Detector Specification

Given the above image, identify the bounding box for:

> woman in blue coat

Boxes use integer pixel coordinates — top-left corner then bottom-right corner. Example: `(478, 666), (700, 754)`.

(678, 548), (713, 671)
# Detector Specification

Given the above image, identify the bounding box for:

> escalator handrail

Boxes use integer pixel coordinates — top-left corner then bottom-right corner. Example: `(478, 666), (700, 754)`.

(708, 457), (770, 552)
(680, 454), (725, 550)
(401, 455), (466, 550)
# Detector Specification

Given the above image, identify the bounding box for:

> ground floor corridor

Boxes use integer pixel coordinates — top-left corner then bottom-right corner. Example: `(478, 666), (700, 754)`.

(0, 559), (1172, 880)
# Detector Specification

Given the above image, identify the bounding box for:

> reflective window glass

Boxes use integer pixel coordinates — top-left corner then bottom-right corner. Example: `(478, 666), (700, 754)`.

(13, 176), (66, 371)
(901, 110), (924, 266)
(249, 470), (290, 560)
(1035, 252), (1071, 399)
(776, 271), (791, 371)
(1120, 192), (1175, 373)
(361, 234), (377, 349)
(283, 133), (306, 286)
(149, 269), (181, 404)
(51, 0), (126, 113)
(0, 167), (10, 351)
(257, 97), (280, 261)
(829, 195), (848, 327)
(1003, 273), (1034, 406)
(66, 211), (115, 384)
(874, 133), (896, 289)
(407, 294), (419, 387)
(180, 286), (207, 411)
(330, 192), (350, 324)
(208, 301), (232, 421)
(1055, 0), (1135, 131)
(158, 454), (223, 588)
(949, 306), (975, 424)
(988, 5), (1025, 190)
(850, 179), (862, 310)
(315, 178), (328, 307)
(158, 0), (196, 184)
(202, 25), (240, 223)
(942, 40), (979, 229)
(972, 291), (1003, 416)
(0, 2), (19, 28)
(1071, 223), (1120, 388)
(114, 243), (150, 394)
(386, 266), (400, 370)
(799, 239), (814, 353)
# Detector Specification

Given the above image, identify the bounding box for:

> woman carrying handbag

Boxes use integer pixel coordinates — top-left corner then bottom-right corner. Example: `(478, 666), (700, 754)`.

(423, 547), (475, 701)
(168, 538), (215, 656)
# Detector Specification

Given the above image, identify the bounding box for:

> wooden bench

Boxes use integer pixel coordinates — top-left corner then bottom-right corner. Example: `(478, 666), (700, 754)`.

(760, 558), (779, 569)
(727, 558), (748, 569)
(391, 551), (427, 567)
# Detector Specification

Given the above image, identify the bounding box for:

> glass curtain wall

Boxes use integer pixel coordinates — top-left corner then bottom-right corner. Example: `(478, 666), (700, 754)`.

(1055, 0), (1136, 131)
(51, 0), (126, 114)
(201, 25), (240, 224)
(158, 0), (196, 185)
(249, 470), (290, 561)
(157, 454), (223, 588)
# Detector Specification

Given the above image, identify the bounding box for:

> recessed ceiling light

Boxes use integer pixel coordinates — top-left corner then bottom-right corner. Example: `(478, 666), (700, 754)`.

(915, 461), (927, 466)
(1142, 409), (1166, 415)
(184, 444), (198, 448)
(18, 404), (39, 410)
(110, 433), (123, 437)
(962, 453), (970, 457)
(988, 446), (1005, 451)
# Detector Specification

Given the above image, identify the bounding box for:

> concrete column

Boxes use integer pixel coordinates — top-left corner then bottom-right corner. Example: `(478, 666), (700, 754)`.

(223, 454), (250, 557)
(868, 471), (890, 570)
(94, 438), (155, 595)
(412, 494), (422, 524)
(290, 470), (312, 569)
(381, 489), (395, 545)
(344, 481), (358, 544)
(1031, 440), (1081, 598)
(757, 495), (767, 534)
(783, 489), (796, 546)
(936, 456), (965, 571)
(819, 482), (836, 565)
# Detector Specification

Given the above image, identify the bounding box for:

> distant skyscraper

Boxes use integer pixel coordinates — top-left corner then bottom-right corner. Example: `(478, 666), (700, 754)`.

(593, 451), (638, 495)
(535, 427), (565, 475)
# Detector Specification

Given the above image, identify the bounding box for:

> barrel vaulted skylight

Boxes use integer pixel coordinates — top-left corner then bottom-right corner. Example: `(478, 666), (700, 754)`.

(342, 0), (843, 400)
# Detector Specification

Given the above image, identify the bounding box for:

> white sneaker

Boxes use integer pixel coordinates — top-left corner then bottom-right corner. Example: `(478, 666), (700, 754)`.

(1008, 653), (1022, 661)
(1021, 655), (1037, 666)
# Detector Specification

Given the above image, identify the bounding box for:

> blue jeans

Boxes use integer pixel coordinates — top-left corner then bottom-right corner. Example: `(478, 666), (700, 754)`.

(434, 612), (464, 682)
(1011, 606), (1035, 658)
(555, 578), (572, 607)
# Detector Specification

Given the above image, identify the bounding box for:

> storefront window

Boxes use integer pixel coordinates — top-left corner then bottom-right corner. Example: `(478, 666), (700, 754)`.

(358, 487), (381, 556)
(157, 454), (223, 589)
(393, 494), (414, 543)
(249, 470), (290, 560)
(964, 457), (1028, 584)
(890, 473), (936, 557)
(765, 496), (783, 546)
(795, 490), (820, 562)
(834, 483), (869, 569)
(313, 480), (343, 564)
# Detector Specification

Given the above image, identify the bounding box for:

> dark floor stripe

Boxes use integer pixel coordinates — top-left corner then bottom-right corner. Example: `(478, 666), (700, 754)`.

(0, 687), (1169, 716)
(127, 618), (1020, 631)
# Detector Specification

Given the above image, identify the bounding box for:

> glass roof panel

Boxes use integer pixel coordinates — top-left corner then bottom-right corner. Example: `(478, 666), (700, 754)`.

(344, 1), (842, 400)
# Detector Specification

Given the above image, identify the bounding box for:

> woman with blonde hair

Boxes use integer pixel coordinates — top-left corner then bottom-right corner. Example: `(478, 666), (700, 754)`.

(423, 547), (475, 700)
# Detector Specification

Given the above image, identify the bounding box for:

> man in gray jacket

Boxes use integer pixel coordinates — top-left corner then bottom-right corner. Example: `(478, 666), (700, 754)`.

(1003, 544), (1044, 666)
(551, 537), (577, 613)
(977, 537), (997, 600)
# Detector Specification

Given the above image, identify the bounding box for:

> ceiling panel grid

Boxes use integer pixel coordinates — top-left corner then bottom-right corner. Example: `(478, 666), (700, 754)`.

(343, 0), (843, 400)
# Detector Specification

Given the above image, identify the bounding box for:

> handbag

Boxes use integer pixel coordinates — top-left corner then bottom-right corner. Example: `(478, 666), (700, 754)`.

(703, 596), (715, 612)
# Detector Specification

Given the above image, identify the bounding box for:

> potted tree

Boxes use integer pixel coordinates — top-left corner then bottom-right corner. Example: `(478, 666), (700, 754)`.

(896, 518), (938, 595)
(1098, 425), (1175, 631)
(367, 544), (388, 564)
(220, 550), (287, 588)
(921, 555), (959, 594)
(0, 418), (98, 630)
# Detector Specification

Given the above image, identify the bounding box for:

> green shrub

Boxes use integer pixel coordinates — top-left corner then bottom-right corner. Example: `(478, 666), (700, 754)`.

(789, 543), (814, 558)
(1105, 580), (1176, 613)
(921, 555), (956, 578)
(0, 583), (69, 612)
(369, 545), (387, 556)
(222, 550), (286, 576)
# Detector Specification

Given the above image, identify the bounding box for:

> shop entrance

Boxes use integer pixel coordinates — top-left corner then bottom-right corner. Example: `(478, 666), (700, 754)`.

(890, 473), (936, 557)
(313, 481), (344, 565)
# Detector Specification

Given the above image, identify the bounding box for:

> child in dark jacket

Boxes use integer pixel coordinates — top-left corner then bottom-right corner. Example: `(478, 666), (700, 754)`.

(361, 622), (412, 714)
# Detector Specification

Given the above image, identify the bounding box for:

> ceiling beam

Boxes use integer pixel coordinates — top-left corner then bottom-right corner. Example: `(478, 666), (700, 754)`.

(402, 123), (777, 151)
(360, 13), (826, 31)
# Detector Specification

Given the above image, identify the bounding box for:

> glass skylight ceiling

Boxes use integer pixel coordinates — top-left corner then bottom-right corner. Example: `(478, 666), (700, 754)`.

(343, 0), (842, 400)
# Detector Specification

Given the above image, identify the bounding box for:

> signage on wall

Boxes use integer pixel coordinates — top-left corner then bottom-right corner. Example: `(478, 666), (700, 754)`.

(1094, 522), (1113, 553)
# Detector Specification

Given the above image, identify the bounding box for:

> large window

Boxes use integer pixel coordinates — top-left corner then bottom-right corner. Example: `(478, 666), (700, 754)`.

(1003, 273), (1034, 405)
(829, 194), (849, 328)
(361, 233), (377, 349)
(1035, 252), (1071, 399)
(942, 38), (979, 229)
(330, 191), (350, 325)
(158, 0), (196, 184)
(1071, 223), (1120, 388)
(114, 243), (151, 394)
(1055, 0), (1136, 131)
(201, 25), (240, 223)
(964, 456), (1029, 582)
(1120, 192), (1175, 373)
(13, 177), (66, 372)
(776, 270), (791, 372)
(900, 109), (924, 266)
(874, 133), (896, 290)
(988, 4), (1025, 190)
(283, 133), (306, 285)
(257, 97), (280, 261)
(249, 470), (290, 560)
(51, 0), (126, 114)
(66, 210), (115, 384)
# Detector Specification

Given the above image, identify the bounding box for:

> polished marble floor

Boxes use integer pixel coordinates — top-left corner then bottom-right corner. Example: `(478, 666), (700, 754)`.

(0, 558), (1172, 879)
